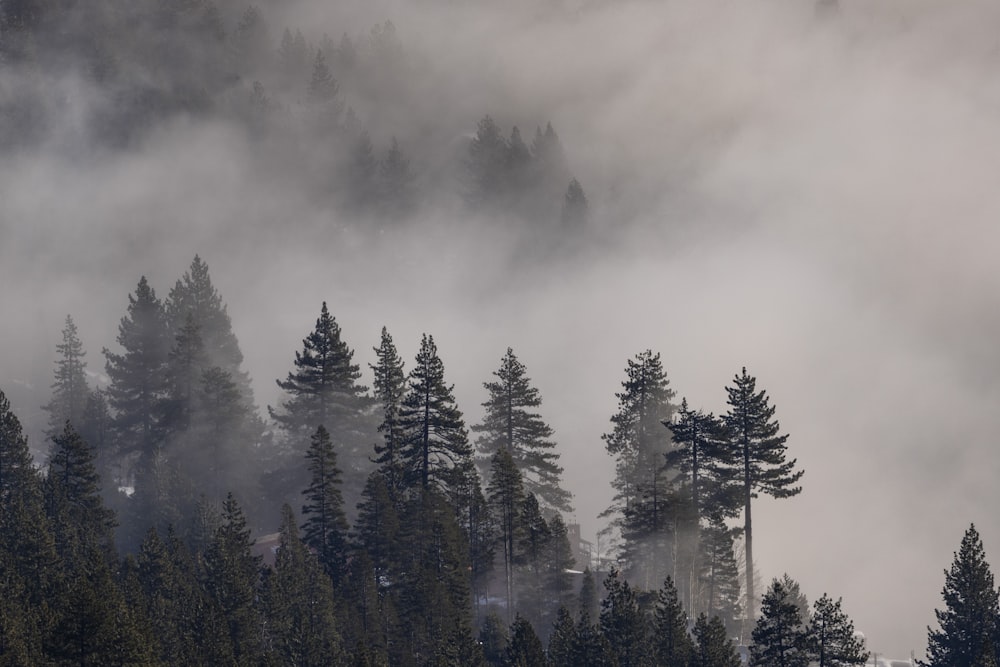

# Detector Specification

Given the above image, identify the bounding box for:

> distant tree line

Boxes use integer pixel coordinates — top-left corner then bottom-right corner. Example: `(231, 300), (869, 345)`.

(0, 0), (591, 234)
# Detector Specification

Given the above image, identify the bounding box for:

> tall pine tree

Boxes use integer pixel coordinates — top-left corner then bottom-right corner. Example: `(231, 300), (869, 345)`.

(43, 314), (90, 437)
(923, 524), (999, 667)
(724, 367), (802, 622)
(602, 349), (676, 590)
(398, 334), (471, 495)
(474, 347), (570, 514)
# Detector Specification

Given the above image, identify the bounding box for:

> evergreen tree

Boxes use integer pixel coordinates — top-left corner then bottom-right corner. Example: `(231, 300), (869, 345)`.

(398, 334), (471, 494)
(602, 349), (677, 589)
(599, 568), (648, 667)
(479, 612), (508, 667)
(466, 115), (508, 207)
(0, 389), (38, 506)
(261, 504), (342, 665)
(696, 518), (742, 636)
(547, 606), (577, 667)
(474, 347), (571, 514)
(203, 493), (263, 667)
(79, 388), (114, 489)
(750, 577), (810, 667)
(652, 577), (694, 667)
(505, 126), (532, 199)
(301, 425), (350, 582)
(545, 513), (577, 615)
(103, 276), (170, 481)
(137, 527), (205, 664)
(271, 302), (370, 505)
(487, 447), (525, 622)
(45, 421), (117, 562)
(561, 178), (589, 226)
(166, 255), (255, 406)
(371, 326), (407, 500)
(306, 48), (342, 127)
(505, 615), (547, 667)
(515, 493), (551, 629)
(43, 314), (89, 437)
(392, 489), (475, 665)
(572, 611), (612, 667)
(923, 524), (999, 667)
(692, 613), (742, 667)
(352, 472), (400, 593)
(231, 5), (269, 74)
(808, 594), (868, 667)
(724, 368), (802, 621)
(666, 398), (738, 523)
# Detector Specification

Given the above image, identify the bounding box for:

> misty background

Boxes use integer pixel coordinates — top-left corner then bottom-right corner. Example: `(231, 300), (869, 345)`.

(3, 0), (1000, 658)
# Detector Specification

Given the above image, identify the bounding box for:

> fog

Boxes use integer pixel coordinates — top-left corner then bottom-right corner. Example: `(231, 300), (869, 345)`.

(5, 0), (1000, 658)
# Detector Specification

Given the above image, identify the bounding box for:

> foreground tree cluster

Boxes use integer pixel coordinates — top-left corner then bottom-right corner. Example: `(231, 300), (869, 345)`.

(0, 254), (920, 666)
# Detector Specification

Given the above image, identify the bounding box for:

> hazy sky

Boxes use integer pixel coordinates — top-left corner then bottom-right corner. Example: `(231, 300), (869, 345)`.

(4, 0), (1000, 658)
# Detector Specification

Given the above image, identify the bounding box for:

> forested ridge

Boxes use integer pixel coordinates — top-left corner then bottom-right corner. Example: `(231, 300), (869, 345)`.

(0, 254), (987, 666)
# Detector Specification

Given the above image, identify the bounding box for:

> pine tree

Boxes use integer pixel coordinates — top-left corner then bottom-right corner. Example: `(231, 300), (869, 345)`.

(808, 594), (868, 667)
(664, 398), (735, 611)
(505, 126), (532, 198)
(166, 256), (255, 406)
(545, 513), (577, 615)
(724, 368), (802, 621)
(923, 524), (999, 667)
(602, 349), (677, 589)
(599, 568), (648, 667)
(203, 493), (263, 667)
(398, 334), (471, 495)
(572, 611), (612, 666)
(652, 577), (694, 667)
(301, 425), (349, 582)
(515, 493), (551, 629)
(43, 315), (89, 437)
(692, 613), (742, 667)
(271, 302), (370, 506)
(104, 276), (170, 478)
(370, 327), (407, 500)
(392, 489), (475, 664)
(352, 472), (399, 590)
(487, 448), (525, 622)
(261, 504), (342, 665)
(466, 115), (508, 207)
(750, 577), (810, 667)
(561, 178), (589, 226)
(137, 527), (204, 664)
(505, 615), (547, 667)
(548, 606), (577, 667)
(696, 518), (742, 636)
(666, 398), (738, 523)
(474, 347), (571, 514)
(479, 612), (508, 667)
(45, 421), (116, 562)
(307, 48), (340, 111)
(0, 389), (38, 507)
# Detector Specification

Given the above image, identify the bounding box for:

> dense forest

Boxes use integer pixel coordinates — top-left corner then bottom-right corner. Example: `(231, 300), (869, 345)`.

(3, 0), (1000, 664)
(0, 254), (993, 666)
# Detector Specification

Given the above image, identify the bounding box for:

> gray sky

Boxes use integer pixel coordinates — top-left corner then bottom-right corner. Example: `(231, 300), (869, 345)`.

(4, 0), (1000, 658)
